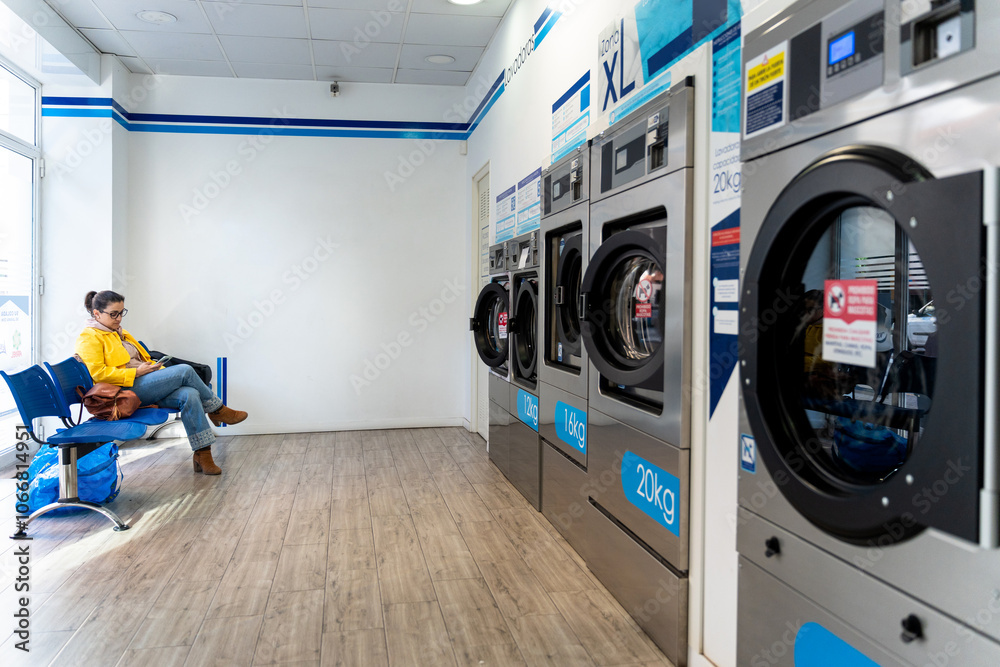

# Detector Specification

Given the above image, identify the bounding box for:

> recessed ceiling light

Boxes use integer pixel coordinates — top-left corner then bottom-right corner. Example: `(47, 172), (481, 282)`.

(425, 54), (456, 65)
(135, 10), (177, 25)
(448, 0), (484, 5)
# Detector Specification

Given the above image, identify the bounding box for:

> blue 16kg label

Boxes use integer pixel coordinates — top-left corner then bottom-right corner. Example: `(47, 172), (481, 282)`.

(621, 451), (680, 536)
(554, 401), (586, 453)
(517, 389), (538, 432)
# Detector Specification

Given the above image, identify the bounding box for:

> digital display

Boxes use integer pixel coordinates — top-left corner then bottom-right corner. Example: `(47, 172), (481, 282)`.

(829, 31), (856, 65)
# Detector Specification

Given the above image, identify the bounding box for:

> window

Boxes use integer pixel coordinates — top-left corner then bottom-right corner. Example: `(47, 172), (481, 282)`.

(0, 52), (40, 457)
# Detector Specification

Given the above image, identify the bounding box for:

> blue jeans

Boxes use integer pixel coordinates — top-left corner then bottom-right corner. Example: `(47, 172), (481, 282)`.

(130, 364), (223, 451)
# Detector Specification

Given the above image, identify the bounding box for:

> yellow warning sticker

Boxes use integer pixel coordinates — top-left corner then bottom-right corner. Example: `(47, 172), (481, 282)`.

(747, 52), (785, 92)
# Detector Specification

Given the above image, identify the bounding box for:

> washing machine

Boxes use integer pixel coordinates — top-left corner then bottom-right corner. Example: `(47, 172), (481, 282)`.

(737, 0), (1000, 663)
(539, 145), (593, 550)
(507, 231), (542, 510)
(575, 79), (696, 665)
(472, 242), (512, 476)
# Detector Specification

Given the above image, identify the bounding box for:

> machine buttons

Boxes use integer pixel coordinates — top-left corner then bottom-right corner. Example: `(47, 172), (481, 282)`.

(764, 536), (781, 558)
(900, 614), (924, 643)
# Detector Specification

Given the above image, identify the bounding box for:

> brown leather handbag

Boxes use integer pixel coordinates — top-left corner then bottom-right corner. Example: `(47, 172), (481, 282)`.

(76, 384), (142, 421)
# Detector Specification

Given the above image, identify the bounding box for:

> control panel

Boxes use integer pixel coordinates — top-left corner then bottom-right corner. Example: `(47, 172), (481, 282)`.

(507, 232), (539, 271)
(542, 145), (590, 218)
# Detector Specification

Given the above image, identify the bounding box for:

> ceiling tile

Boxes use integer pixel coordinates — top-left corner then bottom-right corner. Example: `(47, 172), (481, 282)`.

(309, 0), (406, 9)
(119, 31), (225, 60)
(140, 59), (234, 76)
(314, 65), (393, 83)
(91, 0), (212, 33)
(308, 8), (403, 43)
(201, 0), (302, 5)
(394, 68), (470, 85)
(118, 56), (153, 74)
(81, 28), (137, 57)
(312, 39), (398, 68)
(220, 35), (311, 64)
(404, 13), (499, 48)
(233, 62), (315, 80)
(410, 0), (512, 18)
(398, 44), (482, 71)
(48, 0), (111, 30)
(207, 4), (308, 38)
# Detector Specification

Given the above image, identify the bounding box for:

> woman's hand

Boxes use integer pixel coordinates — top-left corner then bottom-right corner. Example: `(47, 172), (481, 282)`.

(135, 361), (162, 377)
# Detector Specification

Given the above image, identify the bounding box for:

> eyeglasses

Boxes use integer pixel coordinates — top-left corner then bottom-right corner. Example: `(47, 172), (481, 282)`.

(102, 309), (128, 319)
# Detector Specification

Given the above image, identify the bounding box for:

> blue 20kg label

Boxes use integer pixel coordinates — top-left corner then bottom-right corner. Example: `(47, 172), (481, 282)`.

(554, 401), (586, 453)
(621, 451), (680, 536)
(517, 389), (538, 432)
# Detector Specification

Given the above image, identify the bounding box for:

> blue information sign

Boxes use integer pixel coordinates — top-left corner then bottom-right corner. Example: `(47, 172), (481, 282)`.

(621, 451), (680, 536)
(554, 401), (586, 453)
(516, 389), (538, 432)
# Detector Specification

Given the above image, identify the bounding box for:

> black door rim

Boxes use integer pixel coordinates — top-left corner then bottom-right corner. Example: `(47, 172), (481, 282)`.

(740, 145), (985, 545)
(580, 229), (665, 387)
(472, 281), (509, 369)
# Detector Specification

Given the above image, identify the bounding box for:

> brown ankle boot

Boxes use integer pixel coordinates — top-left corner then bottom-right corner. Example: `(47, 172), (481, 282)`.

(193, 447), (222, 475)
(208, 404), (247, 427)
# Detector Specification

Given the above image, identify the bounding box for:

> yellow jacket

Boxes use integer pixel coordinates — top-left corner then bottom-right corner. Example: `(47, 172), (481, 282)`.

(75, 327), (152, 387)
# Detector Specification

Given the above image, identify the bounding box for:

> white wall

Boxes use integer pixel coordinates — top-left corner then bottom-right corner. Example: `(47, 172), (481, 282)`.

(39, 63), (474, 434)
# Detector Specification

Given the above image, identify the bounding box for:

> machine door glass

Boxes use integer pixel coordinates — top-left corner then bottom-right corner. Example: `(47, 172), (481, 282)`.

(512, 276), (538, 384)
(794, 207), (933, 484)
(581, 226), (667, 409)
(740, 148), (986, 545)
(545, 227), (583, 372)
(472, 280), (509, 371)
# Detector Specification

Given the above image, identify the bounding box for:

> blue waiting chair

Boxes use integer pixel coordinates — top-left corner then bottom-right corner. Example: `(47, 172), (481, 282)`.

(44, 357), (178, 436)
(1, 365), (147, 536)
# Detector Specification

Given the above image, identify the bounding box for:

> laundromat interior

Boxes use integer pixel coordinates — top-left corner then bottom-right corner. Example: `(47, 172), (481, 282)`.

(2, 0), (1000, 664)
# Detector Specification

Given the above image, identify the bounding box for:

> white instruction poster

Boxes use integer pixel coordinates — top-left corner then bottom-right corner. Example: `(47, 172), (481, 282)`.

(744, 41), (787, 140)
(822, 279), (878, 368)
(515, 168), (542, 235)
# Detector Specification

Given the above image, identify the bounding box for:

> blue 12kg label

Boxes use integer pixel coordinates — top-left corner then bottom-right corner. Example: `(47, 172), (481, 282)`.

(517, 389), (538, 432)
(621, 451), (680, 536)
(554, 401), (586, 453)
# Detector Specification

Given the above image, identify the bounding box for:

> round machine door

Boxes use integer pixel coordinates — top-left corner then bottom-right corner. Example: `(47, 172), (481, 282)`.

(472, 281), (509, 369)
(740, 146), (987, 546)
(580, 229), (666, 386)
(555, 234), (583, 357)
(512, 277), (538, 380)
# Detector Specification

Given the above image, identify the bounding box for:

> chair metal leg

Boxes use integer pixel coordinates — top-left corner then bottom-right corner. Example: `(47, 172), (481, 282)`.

(147, 418), (182, 440)
(12, 500), (129, 537)
(11, 444), (129, 538)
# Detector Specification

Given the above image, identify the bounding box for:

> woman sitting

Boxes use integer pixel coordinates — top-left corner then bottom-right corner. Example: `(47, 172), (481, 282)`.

(74, 290), (247, 475)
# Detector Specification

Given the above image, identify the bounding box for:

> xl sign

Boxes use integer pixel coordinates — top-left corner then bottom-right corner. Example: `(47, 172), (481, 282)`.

(598, 17), (641, 113)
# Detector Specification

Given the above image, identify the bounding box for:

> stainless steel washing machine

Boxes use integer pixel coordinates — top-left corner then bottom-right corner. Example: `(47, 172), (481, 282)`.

(574, 79), (696, 666)
(507, 231), (542, 510)
(472, 242), (512, 477)
(738, 0), (1000, 663)
(539, 145), (593, 549)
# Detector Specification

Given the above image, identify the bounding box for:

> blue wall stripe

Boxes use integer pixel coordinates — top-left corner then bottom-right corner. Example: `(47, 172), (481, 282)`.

(466, 71), (505, 129)
(534, 11), (561, 48)
(42, 96), (113, 106)
(533, 7), (553, 35)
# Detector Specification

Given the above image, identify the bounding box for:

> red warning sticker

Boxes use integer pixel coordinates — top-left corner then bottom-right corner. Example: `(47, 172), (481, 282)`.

(498, 312), (508, 339)
(635, 278), (653, 302)
(635, 303), (652, 319)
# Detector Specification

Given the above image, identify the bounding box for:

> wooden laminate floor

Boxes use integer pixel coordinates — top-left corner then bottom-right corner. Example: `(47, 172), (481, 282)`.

(0, 428), (673, 667)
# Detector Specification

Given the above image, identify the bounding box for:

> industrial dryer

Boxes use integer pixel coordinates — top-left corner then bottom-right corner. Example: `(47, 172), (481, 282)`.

(472, 242), (512, 477)
(507, 231), (542, 510)
(539, 144), (592, 553)
(575, 79), (696, 665)
(737, 0), (1000, 663)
